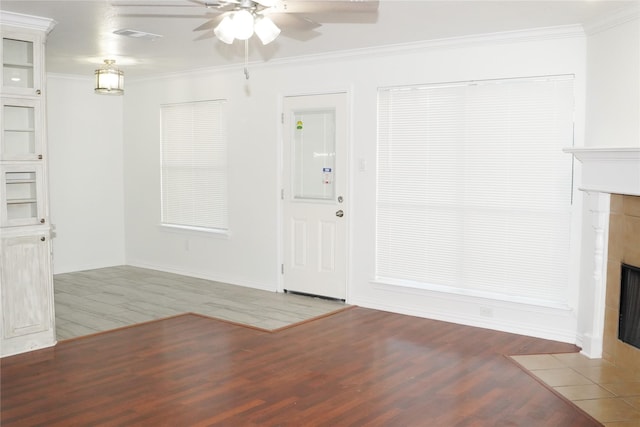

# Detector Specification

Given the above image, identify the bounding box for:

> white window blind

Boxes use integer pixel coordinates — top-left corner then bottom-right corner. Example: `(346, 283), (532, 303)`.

(160, 100), (228, 231)
(376, 76), (575, 305)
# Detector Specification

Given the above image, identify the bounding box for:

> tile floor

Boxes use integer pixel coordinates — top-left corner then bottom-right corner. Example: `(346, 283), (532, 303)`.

(54, 265), (347, 341)
(512, 353), (640, 426)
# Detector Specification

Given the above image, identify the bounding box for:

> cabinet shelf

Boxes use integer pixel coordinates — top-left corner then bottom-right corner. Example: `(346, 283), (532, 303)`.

(7, 179), (36, 184)
(3, 61), (34, 69)
(5, 128), (35, 133)
(7, 198), (36, 205)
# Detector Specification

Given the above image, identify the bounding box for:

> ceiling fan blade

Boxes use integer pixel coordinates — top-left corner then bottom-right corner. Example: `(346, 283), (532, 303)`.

(254, 0), (277, 6)
(279, 27), (323, 41)
(267, 12), (321, 31)
(188, 0), (238, 7)
(117, 12), (220, 18)
(192, 15), (225, 31)
(111, 0), (202, 7)
(273, 0), (378, 14)
(193, 31), (217, 41)
(291, 10), (377, 23)
(112, 0), (238, 8)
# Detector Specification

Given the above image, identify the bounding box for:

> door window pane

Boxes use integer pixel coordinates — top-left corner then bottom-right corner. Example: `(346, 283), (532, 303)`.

(292, 109), (336, 201)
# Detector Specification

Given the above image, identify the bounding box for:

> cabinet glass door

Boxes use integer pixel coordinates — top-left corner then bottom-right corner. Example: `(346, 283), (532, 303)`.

(1, 98), (41, 160)
(2, 38), (34, 90)
(1, 164), (45, 227)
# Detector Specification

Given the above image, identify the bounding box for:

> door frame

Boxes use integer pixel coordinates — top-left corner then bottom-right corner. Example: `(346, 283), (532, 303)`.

(276, 89), (353, 301)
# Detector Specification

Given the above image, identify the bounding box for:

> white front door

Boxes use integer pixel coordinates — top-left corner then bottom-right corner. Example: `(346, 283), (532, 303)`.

(282, 92), (348, 300)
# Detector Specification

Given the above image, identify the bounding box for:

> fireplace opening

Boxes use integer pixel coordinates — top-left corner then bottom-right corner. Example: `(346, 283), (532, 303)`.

(619, 263), (640, 350)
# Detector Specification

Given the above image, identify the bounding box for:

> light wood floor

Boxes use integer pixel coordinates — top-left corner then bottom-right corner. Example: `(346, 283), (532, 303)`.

(54, 265), (347, 340)
(2, 308), (600, 426)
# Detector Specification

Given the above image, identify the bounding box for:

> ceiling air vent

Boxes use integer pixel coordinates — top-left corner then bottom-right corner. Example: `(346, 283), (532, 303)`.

(113, 29), (163, 40)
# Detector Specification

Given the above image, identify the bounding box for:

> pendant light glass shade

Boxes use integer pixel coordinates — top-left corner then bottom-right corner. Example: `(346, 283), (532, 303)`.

(94, 59), (124, 95)
(254, 16), (280, 45)
(213, 10), (281, 46)
(232, 10), (255, 40)
(214, 15), (235, 44)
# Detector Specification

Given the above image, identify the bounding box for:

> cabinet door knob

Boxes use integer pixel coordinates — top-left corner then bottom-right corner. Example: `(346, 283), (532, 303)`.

(40, 237), (46, 242)
(38, 154), (43, 160)
(40, 218), (45, 224)
(36, 89), (42, 95)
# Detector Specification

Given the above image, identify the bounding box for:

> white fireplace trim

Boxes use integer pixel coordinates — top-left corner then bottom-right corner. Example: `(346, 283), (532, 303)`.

(564, 147), (640, 196)
(566, 147), (640, 357)
(579, 192), (611, 358)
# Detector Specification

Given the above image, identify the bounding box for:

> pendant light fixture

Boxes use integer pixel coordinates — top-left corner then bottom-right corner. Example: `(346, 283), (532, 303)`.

(94, 59), (124, 95)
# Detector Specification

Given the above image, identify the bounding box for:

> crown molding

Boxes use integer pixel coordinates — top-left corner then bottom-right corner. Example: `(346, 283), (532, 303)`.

(0, 10), (56, 34)
(132, 24), (585, 83)
(272, 24), (585, 67)
(583, 2), (640, 35)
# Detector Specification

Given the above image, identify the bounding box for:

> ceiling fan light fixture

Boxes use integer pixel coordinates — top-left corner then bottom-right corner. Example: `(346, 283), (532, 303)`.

(254, 15), (280, 45)
(232, 9), (255, 40)
(94, 59), (124, 95)
(214, 15), (235, 44)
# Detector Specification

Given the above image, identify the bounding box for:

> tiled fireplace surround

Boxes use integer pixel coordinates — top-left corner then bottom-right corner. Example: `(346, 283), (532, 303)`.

(603, 194), (640, 373)
(568, 147), (640, 373)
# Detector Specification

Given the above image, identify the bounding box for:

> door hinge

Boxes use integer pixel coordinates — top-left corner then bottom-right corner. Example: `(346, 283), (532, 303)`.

(281, 188), (284, 200)
(281, 113), (284, 124)
(281, 264), (284, 274)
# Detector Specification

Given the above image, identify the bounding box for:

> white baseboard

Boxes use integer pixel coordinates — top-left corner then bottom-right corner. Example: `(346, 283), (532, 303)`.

(126, 260), (277, 292)
(350, 294), (578, 345)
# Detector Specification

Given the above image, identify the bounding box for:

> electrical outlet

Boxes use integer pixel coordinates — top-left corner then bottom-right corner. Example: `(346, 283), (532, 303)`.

(479, 306), (493, 317)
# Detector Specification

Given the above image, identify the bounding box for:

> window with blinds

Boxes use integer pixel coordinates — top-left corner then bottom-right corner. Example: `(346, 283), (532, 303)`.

(376, 76), (575, 306)
(160, 100), (228, 231)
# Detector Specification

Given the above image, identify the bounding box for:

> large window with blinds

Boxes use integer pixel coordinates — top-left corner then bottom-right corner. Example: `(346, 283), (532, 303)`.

(376, 76), (575, 306)
(160, 100), (228, 231)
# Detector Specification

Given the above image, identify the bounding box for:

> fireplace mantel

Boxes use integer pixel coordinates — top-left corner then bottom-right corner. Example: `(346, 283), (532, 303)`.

(564, 146), (640, 359)
(564, 147), (640, 196)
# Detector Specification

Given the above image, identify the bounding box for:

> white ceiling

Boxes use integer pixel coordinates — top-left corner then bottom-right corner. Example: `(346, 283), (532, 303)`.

(1, 0), (637, 78)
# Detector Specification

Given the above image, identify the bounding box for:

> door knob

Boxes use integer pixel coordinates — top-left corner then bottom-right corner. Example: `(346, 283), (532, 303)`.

(336, 210), (344, 217)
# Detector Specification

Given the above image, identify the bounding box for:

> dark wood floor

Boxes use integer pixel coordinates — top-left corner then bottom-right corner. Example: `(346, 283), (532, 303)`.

(2, 307), (600, 426)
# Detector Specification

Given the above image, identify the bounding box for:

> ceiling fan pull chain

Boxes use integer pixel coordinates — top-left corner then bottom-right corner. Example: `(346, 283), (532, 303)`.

(244, 39), (250, 80)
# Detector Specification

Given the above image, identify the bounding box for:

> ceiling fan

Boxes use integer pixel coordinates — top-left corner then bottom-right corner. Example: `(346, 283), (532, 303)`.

(113, 0), (379, 45)
(113, 0), (378, 78)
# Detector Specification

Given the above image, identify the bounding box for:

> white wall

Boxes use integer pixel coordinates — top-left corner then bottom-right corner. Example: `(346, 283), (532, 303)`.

(47, 75), (125, 273)
(585, 14), (640, 148)
(575, 11), (640, 356)
(123, 27), (587, 342)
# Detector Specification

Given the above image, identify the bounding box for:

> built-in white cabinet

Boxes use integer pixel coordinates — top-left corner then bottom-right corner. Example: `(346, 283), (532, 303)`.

(1, 32), (43, 96)
(1, 12), (56, 357)
(0, 227), (55, 356)
(1, 97), (43, 160)
(1, 163), (46, 227)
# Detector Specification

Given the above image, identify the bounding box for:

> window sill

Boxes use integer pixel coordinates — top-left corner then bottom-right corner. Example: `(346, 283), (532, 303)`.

(158, 224), (231, 239)
(371, 277), (572, 311)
